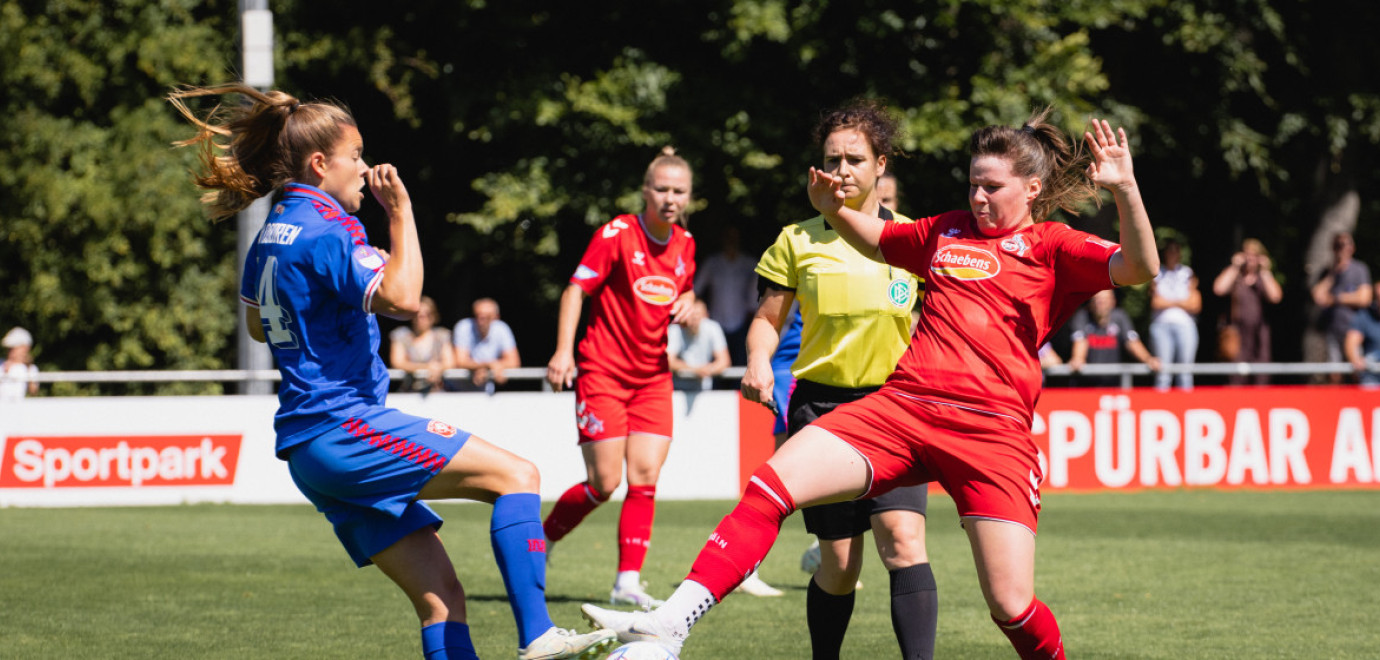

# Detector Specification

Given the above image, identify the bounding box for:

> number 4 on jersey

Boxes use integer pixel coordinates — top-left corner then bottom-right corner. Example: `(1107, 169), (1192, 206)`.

(257, 256), (300, 349)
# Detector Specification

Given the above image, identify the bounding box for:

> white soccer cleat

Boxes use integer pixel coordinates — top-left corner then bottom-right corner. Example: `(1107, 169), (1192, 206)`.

(580, 604), (683, 655)
(517, 625), (617, 660)
(734, 571), (783, 597)
(800, 539), (821, 573)
(609, 582), (665, 608)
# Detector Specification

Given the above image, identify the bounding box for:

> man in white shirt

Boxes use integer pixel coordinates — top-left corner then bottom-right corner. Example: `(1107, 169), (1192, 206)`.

(453, 298), (521, 393)
(667, 301), (730, 391)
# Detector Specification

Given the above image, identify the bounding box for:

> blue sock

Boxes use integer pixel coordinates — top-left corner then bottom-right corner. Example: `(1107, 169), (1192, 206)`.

(420, 621), (478, 660)
(491, 492), (555, 647)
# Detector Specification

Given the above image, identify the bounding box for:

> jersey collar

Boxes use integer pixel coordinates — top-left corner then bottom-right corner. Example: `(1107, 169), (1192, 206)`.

(282, 183), (346, 215)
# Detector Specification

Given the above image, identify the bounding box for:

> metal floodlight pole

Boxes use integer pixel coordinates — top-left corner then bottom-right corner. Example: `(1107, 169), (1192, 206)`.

(237, 0), (275, 394)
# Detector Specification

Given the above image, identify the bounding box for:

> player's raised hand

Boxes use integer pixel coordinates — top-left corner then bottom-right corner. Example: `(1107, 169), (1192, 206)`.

(807, 167), (847, 216)
(1085, 119), (1136, 193)
(368, 163), (412, 215)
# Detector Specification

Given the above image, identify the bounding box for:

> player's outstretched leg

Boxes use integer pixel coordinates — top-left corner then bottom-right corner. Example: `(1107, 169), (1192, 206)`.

(583, 464), (798, 653)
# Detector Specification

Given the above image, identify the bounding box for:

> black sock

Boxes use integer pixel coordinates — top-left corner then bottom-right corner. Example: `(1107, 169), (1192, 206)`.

(806, 576), (855, 660)
(889, 563), (938, 660)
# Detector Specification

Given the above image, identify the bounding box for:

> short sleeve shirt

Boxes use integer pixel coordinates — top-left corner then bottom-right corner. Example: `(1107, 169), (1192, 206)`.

(239, 183), (389, 456)
(571, 214), (697, 381)
(756, 209), (920, 388)
(1070, 307), (1141, 363)
(876, 212), (1121, 426)
(453, 318), (516, 363)
(1323, 260), (1373, 338)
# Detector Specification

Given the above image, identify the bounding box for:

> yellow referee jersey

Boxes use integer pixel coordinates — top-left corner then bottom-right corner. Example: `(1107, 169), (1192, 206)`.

(756, 210), (922, 388)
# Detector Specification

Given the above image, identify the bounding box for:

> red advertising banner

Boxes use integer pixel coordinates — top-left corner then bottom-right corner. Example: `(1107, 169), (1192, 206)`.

(740, 386), (1380, 493)
(1034, 387), (1380, 490)
(0, 435), (242, 488)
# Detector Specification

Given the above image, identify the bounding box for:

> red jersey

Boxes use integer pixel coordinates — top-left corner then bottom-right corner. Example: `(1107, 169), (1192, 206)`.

(572, 214), (696, 381)
(877, 211), (1120, 426)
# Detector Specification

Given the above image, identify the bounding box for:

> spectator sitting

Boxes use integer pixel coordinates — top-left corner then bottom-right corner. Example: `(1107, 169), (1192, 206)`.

(388, 296), (455, 393)
(1067, 289), (1160, 387)
(453, 297), (521, 393)
(667, 300), (730, 391)
(1311, 231), (1372, 384)
(1, 327), (39, 403)
(1148, 237), (1201, 390)
(694, 226), (758, 365)
(1212, 238), (1283, 385)
(1344, 281), (1380, 386)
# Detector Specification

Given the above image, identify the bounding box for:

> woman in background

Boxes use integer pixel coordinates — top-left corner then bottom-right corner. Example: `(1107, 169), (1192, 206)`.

(543, 147), (697, 608)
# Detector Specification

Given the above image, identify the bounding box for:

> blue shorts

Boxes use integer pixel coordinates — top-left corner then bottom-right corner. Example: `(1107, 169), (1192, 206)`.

(771, 367), (795, 436)
(286, 408), (471, 567)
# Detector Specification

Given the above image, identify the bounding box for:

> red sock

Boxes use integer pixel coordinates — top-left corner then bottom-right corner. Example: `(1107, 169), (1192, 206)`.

(617, 484), (657, 571)
(542, 482), (607, 542)
(994, 598), (1065, 660)
(685, 464), (795, 600)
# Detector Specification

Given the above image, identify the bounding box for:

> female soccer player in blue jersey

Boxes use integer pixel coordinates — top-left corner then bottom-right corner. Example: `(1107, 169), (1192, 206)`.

(169, 83), (614, 660)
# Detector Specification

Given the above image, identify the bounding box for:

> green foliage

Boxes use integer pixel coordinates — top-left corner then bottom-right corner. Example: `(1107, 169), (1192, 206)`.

(0, 0), (238, 392)
(4, 0), (1378, 379)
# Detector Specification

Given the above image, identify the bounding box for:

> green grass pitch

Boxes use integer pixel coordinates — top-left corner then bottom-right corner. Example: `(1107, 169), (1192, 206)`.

(2, 490), (1377, 658)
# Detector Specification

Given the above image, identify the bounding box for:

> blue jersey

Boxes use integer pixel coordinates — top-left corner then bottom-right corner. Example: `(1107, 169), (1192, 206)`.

(239, 183), (390, 457)
(770, 308), (804, 372)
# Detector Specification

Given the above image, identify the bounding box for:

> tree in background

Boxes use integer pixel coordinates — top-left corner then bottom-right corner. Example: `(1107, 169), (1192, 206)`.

(3, 0), (1376, 387)
(0, 0), (240, 393)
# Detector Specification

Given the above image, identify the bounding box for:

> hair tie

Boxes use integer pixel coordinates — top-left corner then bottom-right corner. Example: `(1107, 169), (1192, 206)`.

(289, 101), (301, 113)
(1020, 125), (1035, 135)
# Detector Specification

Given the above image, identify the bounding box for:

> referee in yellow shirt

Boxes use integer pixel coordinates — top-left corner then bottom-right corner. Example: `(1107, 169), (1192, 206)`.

(741, 99), (936, 660)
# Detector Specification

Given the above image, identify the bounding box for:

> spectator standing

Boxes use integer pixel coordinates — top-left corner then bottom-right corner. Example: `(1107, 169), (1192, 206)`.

(453, 297), (521, 393)
(388, 296), (455, 393)
(1148, 238), (1201, 390)
(1311, 231), (1372, 384)
(0, 327), (39, 403)
(543, 147), (697, 608)
(667, 300), (730, 391)
(694, 226), (758, 365)
(1344, 281), (1380, 385)
(1068, 289), (1160, 387)
(1212, 238), (1283, 384)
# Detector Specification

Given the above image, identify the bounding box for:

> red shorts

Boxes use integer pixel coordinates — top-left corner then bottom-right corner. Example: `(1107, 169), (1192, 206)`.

(574, 370), (673, 444)
(811, 389), (1044, 533)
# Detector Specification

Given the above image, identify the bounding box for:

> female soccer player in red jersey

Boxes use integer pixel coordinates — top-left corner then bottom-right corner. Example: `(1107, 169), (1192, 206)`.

(583, 110), (1158, 660)
(543, 147), (697, 608)
(740, 99), (936, 659)
(169, 83), (614, 660)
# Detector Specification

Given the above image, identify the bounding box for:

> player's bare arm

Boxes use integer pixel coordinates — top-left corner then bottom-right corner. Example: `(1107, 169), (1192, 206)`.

(546, 284), (586, 392)
(807, 167), (887, 263)
(740, 288), (792, 407)
(1089, 120), (1157, 286)
(368, 164), (424, 320)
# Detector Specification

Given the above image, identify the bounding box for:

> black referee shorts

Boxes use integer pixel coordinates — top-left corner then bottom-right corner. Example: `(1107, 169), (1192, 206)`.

(788, 379), (928, 540)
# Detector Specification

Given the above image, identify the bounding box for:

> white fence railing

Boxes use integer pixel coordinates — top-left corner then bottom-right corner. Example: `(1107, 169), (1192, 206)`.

(20, 361), (1379, 392)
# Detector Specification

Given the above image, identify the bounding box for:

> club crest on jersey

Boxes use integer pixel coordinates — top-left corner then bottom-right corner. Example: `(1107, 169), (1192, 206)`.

(887, 279), (912, 307)
(633, 250), (646, 266)
(427, 420), (457, 438)
(1001, 234), (1029, 257)
(932, 245), (1000, 280)
(632, 275), (677, 305)
(353, 245), (385, 270)
(675, 256), (686, 277)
